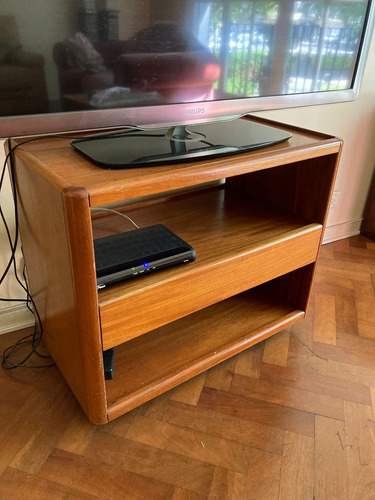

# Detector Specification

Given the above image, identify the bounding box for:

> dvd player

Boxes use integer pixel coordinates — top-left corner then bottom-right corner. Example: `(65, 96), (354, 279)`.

(94, 224), (196, 288)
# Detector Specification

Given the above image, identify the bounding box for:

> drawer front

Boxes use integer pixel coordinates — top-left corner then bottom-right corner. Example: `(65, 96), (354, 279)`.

(100, 224), (322, 350)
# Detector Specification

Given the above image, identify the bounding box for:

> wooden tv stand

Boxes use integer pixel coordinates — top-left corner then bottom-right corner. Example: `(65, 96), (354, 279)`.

(10, 117), (342, 424)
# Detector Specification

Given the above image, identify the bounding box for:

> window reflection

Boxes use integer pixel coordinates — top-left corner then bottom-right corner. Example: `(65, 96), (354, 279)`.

(0, 0), (369, 116)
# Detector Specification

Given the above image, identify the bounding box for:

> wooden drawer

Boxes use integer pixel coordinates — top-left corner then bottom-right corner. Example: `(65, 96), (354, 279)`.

(100, 223), (321, 349)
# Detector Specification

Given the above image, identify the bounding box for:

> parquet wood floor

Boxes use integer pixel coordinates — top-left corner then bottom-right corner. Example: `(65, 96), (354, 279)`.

(1, 235), (375, 499)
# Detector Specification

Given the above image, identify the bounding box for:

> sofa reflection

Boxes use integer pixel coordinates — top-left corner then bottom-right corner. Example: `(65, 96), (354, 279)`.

(53, 23), (220, 111)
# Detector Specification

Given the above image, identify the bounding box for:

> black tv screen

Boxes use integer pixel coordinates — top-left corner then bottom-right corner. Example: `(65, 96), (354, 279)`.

(0, 0), (373, 136)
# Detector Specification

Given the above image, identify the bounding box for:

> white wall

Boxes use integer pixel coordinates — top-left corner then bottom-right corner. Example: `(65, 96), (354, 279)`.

(0, 149), (34, 332)
(256, 26), (375, 242)
(1, 26), (374, 334)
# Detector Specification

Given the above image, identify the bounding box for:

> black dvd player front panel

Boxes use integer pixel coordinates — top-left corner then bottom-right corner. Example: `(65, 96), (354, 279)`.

(94, 224), (196, 288)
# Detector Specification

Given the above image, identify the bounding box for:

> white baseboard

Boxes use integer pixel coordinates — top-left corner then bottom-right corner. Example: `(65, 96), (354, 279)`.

(0, 304), (35, 335)
(323, 218), (362, 244)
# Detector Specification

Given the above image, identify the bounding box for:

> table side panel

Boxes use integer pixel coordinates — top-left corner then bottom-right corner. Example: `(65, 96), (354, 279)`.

(12, 157), (99, 418)
(62, 187), (108, 424)
(227, 149), (342, 312)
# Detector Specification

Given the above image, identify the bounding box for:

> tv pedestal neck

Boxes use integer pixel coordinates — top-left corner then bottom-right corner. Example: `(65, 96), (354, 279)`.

(9, 116), (342, 424)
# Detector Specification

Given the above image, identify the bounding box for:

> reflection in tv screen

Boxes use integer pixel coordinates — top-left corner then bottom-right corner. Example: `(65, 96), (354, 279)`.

(0, 0), (370, 118)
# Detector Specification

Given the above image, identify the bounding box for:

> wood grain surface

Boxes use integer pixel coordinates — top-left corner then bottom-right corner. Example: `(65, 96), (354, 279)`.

(1, 235), (375, 499)
(8, 119), (341, 426)
(12, 116), (342, 206)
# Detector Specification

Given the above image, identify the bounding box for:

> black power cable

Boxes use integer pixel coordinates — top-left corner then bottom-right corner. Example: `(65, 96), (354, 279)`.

(0, 131), (124, 368)
(0, 125), (179, 368)
(0, 137), (62, 368)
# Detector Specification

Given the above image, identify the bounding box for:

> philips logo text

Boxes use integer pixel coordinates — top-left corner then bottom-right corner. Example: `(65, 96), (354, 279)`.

(183, 108), (206, 115)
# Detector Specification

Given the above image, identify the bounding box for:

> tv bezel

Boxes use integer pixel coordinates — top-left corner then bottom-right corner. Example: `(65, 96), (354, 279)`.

(1, 0), (374, 138)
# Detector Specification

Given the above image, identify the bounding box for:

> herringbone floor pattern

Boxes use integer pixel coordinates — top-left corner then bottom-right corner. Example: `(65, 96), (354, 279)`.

(1, 235), (375, 499)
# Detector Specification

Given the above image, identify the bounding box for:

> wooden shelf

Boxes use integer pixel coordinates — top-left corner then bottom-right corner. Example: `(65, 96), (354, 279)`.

(14, 116), (342, 206)
(93, 186), (322, 349)
(105, 287), (304, 421)
(10, 117), (343, 423)
(93, 186), (318, 294)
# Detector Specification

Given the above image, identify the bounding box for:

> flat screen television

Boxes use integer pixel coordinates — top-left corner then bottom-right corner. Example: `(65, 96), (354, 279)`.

(0, 0), (374, 165)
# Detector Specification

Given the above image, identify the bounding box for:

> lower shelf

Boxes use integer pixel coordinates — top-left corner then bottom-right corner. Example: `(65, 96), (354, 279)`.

(105, 286), (304, 421)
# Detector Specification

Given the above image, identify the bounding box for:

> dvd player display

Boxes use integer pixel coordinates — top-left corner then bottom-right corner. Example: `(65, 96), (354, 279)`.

(94, 224), (196, 288)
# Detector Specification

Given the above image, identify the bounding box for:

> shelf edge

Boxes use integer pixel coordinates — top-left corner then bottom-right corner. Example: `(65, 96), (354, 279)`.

(106, 308), (304, 421)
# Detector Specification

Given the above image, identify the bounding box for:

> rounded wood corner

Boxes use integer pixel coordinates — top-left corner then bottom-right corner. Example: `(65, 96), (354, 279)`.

(62, 186), (90, 201)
